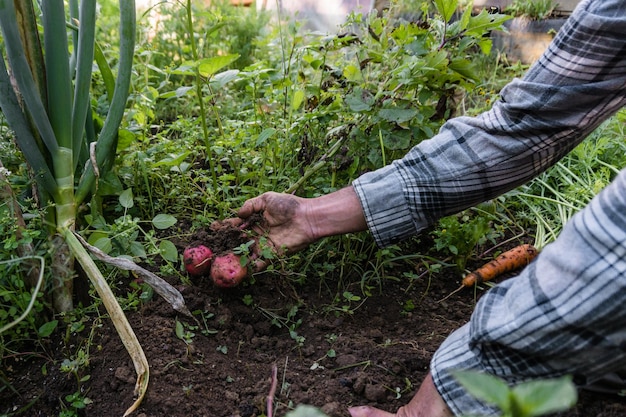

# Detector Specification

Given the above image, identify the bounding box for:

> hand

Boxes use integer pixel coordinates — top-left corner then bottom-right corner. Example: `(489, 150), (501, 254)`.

(230, 186), (367, 272)
(238, 191), (318, 258)
(348, 406), (395, 417)
(349, 373), (452, 417)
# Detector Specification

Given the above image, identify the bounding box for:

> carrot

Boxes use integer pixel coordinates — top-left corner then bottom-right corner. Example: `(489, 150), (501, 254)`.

(439, 243), (539, 302)
(462, 243), (539, 287)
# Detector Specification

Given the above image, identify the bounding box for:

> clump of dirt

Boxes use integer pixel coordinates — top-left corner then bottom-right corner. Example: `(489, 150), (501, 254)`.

(188, 216), (264, 257)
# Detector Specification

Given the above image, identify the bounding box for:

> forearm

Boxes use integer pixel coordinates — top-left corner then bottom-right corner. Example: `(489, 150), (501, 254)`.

(306, 186), (368, 240)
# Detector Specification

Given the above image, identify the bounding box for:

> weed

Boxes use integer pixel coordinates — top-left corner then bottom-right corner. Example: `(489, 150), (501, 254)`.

(241, 294), (254, 306)
(59, 346), (93, 417)
(257, 303), (306, 348)
(0, 257), (50, 354)
(175, 318), (196, 345)
(232, 239), (255, 266)
(453, 370), (577, 416)
(60, 348), (90, 386)
(504, 0), (559, 20)
(432, 210), (501, 271)
(192, 309), (219, 337)
(310, 333), (338, 370)
(182, 384), (194, 396)
(59, 391), (93, 417)
(325, 291), (366, 316)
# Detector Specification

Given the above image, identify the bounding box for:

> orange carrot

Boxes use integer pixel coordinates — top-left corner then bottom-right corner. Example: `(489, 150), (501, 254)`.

(438, 243), (540, 303)
(462, 243), (539, 287)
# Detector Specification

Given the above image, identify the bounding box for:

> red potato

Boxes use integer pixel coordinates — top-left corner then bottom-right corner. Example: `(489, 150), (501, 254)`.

(211, 252), (248, 288)
(183, 245), (214, 277)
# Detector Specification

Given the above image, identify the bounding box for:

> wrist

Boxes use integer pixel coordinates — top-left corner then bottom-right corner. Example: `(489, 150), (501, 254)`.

(305, 186), (368, 240)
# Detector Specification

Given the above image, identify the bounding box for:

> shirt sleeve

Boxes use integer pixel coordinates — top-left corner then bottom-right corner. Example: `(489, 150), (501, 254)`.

(353, 0), (626, 248)
(431, 156), (626, 417)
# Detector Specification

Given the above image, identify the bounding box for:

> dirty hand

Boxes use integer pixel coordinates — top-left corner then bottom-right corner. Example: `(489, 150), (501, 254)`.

(226, 187), (367, 272)
(235, 191), (318, 270)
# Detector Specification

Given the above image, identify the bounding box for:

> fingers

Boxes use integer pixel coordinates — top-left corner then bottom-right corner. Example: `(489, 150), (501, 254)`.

(348, 406), (395, 417)
(215, 217), (244, 229)
(250, 257), (269, 273)
(238, 193), (270, 218)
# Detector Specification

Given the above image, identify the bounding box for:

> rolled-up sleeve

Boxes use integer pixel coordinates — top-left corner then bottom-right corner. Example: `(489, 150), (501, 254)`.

(353, 0), (626, 248)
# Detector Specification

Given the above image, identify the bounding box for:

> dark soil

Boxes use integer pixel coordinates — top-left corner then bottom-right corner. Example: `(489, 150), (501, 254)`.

(2, 225), (626, 417)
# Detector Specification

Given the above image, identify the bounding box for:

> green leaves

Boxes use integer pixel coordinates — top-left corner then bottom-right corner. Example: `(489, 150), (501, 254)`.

(345, 88), (374, 112)
(433, 213), (495, 270)
(434, 0), (459, 23)
(42, 0), (72, 148)
(0, 1), (58, 158)
(152, 214), (177, 230)
(71, 1), (97, 164)
(378, 108), (418, 124)
(172, 54), (240, 78)
(198, 54), (240, 78)
(76, 0), (137, 204)
(38, 320), (59, 338)
(454, 370), (511, 409)
(453, 370), (577, 417)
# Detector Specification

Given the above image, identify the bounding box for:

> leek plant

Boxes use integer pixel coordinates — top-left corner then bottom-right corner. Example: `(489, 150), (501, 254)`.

(0, 0), (133, 310)
(0, 1), (149, 413)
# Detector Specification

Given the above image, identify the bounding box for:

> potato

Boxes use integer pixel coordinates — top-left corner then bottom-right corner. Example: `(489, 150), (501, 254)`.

(183, 245), (214, 277)
(210, 252), (248, 287)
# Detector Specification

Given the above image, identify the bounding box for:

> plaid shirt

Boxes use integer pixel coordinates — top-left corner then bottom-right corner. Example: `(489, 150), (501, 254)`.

(353, 0), (626, 415)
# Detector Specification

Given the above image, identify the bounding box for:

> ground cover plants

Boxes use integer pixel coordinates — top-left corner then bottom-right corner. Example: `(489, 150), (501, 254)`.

(1, 0), (626, 416)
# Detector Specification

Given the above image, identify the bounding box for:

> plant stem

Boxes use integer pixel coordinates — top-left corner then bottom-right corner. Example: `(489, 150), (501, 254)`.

(51, 147), (76, 312)
(285, 133), (348, 194)
(0, 256), (45, 335)
(184, 0), (218, 191)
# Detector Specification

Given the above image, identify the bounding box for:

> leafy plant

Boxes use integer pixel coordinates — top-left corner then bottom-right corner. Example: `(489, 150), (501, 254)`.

(175, 318), (196, 345)
(84, 191), (179, 266)
(286, 1), (511, 180)
(59, 391), (93, 417)
(432, 211), (498, 271)
(453, 370), (577, 417)
(192, 309), (219, 337)
(326, 290), (366, 316)
(257, 303), (306, 347)
(510, 110), (626, 248)
(504, 0), (559, 20)
(59, 347), (93, 417)
(0, 0), (137, 308)
(0, 1), (151, 413)
(0, 256), (49, 353)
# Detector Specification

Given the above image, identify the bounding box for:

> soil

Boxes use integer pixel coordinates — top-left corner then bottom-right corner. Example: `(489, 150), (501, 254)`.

(2, 223), (626, 417)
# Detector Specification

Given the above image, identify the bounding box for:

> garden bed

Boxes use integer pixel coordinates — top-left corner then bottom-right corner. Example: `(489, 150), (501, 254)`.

(2, 238), (626, 417)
